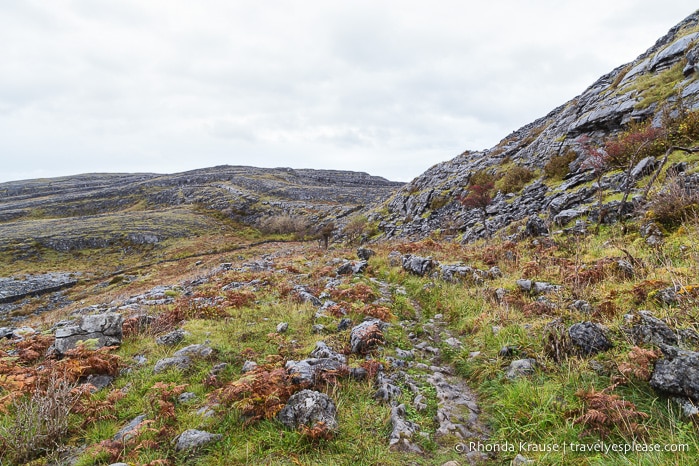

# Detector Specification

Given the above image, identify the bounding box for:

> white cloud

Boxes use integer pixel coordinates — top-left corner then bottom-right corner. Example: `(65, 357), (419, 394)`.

(0, 0), (697, 183)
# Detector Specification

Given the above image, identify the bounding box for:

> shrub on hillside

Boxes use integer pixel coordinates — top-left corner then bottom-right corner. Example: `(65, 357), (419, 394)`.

(544, 150), (577, 180)
(646, 176), (699, 228)
(604, 121), (666, 170)
(468, 169), (498, 187)
(673, 109), (699, 144)
(257, 214), (311, 237)
(497, 165), (536, 193)
(343, 216), (376, 244)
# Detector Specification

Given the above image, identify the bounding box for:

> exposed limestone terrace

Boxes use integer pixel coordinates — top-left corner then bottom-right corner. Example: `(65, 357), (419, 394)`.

(0, 272), (78, 304)
(0, 166), (403, 252)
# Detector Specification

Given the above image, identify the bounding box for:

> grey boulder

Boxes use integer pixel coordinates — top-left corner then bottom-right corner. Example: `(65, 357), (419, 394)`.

(174, 429), (222, 451)
(54, 313), (123, 355)
(277, 389), (338, 432)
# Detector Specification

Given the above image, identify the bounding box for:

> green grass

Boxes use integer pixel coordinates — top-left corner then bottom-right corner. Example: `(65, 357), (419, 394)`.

(4, 209), (699, 464)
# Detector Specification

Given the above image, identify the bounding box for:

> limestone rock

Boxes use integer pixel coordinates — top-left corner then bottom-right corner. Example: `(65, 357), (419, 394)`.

(630, 311), (678, 347)
(402, 254), (438, 276)
(357, 247), (375, 260)
(113, 415), (147, 442)
(156, 329), (186, 346)
(276, 322), (289, 333)
(173, 344), (213, 359)
(350, 319), (386, 354)
(277, 389), (338, 432)
(174, 429), (222, 451)
(569, 322), (612, 355)
(650, 345), (699, 401)
(506, 359), (537, 379)
(54, 313), (123, 355)
(388, 404), (422, 453)
(153, 356), (192, 373)
(241, 360), (258, 373)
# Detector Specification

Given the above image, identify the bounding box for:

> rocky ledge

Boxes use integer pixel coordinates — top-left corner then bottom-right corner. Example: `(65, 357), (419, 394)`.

(0, 272), (78, 304)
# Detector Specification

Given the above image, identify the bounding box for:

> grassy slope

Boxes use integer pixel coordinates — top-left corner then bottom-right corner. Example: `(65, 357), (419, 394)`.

(3, 146), (699, 464)
(2, 219), (699, 465)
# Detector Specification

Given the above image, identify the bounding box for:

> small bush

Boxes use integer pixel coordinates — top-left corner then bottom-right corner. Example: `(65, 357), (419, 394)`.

(673, 109), (699, 144)
(343, 216), (372, 244)
(647, 176), (699, 228)
(469, 169), (498, 187)
(0, 373), (81, 464)
(497, 165), (536, 193)
(544, 150), (577, 180)
(257, 214), (311, 237)
(604, 121), (666, 170)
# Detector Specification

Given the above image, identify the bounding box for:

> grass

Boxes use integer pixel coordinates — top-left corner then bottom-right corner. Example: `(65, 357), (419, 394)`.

(618, 61), (686, 110)
(5, 163), (699, 464)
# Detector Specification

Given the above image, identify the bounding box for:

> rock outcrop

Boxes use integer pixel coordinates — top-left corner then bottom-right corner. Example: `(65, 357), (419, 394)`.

(53, 313), (123, 355)
(0, 166), (403, 255)
(376, 11), (699, 241)
(277, 389), (338, 432)
(650, 345), (699, 401)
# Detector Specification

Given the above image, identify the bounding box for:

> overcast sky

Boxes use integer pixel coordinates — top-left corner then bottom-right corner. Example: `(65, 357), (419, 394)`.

(1, 1), (697, 183)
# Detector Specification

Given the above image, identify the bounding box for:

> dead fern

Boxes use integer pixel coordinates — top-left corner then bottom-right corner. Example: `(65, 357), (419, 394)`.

(147, 382), (188, 422)
(573, 385), (649, 439)
(313, 365), (350, 389)
(593, 300), (620, 319)
(214, 363), (303, 424)
(630, 279), (670, 305)
(618, 346), (661, 381)
(523, 301), (555, 317)
(15, 334), (54, 363)
(360, 360), (384, 379)
(361, 304), (395, 321)
(332, 283), (377, 304)
(73, 388), (126, 427)
(299, 421), (335, 442)
(352, 323), (384, 355)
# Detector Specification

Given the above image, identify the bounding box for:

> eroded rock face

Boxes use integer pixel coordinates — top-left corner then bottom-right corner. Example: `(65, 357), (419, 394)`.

(388, 404), (422, 453)
(0, 272), (78, 304)
(523, 216), (548, 237)
(53, 313), (123, 355)
(277, 389), (338, 432)
(427, 371), (485, 440)
(375, 12), (699, 242)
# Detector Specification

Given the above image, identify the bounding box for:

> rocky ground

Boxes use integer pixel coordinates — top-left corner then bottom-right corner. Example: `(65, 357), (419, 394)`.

(2, 228), (699, 465)
(0, 166), (401, 255)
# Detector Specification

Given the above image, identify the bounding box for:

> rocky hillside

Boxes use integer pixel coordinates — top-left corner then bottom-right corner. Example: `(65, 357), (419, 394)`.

(379, 10), (699, 240)
(0, 166), (402, 254)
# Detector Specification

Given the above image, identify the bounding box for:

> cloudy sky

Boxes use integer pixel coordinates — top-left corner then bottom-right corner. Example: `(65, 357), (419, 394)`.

(1, 1), (697, 183)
